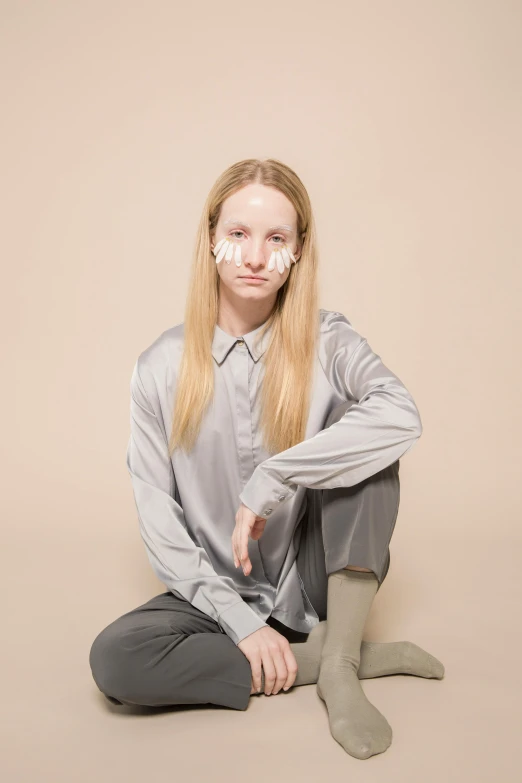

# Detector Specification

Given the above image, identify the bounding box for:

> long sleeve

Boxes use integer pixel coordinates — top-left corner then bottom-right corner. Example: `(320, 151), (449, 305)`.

(239, 311), (423, 519)
(127, 357), (269, 646)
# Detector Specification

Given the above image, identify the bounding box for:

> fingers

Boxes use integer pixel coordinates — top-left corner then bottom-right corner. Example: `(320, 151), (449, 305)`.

(232, 533), (240, 568)
(239, 519), (251, 575)
(250, 517), (267, 540)
(261, 652), (277, 696)
(232, 510), (252, 575)
(243, 629), (296, 698)
(263, 642), (295, 695)
(232, 529), (252, 575)
(250, 654), (263, 694)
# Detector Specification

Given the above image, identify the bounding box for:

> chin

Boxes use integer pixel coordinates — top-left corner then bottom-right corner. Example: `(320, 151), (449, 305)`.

(239, 289), (270, 298)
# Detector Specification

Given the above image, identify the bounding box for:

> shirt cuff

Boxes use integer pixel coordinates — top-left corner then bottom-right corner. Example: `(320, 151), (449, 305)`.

(239, 465), (298, 519)
(218, 600), (270, 646)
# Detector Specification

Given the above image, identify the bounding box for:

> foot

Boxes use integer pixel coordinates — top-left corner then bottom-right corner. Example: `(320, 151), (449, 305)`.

(297, 621), (445, 680)
(249, 621), (445, 694)
(317, 659), (392, 759)
(359, 639), (445, 679)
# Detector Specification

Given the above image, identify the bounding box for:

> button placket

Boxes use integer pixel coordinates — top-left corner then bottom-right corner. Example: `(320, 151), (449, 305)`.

(231, 342), (265, 582)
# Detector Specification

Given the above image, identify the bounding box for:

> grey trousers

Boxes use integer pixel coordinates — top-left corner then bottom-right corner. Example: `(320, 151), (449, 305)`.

(89, 399), (401, 712)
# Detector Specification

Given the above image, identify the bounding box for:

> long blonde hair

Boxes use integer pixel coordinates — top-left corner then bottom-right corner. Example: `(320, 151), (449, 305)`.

(168, 157), (320, 457)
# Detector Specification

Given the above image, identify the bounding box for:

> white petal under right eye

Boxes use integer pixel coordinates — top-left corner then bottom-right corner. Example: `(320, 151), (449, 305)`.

(225, 241), (234, 262)
(216, 240), (230, 264)
(213, 237), (227, 255)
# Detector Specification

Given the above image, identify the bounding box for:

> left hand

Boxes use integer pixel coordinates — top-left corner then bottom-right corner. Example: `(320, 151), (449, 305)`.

(232, 503), (267, 576)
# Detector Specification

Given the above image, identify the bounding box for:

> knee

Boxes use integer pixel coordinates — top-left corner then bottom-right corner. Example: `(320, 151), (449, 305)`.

(89, 623), (131, 702)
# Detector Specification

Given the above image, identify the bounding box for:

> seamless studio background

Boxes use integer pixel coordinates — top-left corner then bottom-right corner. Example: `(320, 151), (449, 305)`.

(1, 1), (520, 782)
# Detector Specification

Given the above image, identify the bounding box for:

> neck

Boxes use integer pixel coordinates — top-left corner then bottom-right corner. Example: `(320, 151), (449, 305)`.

(217, 289), (276, 337)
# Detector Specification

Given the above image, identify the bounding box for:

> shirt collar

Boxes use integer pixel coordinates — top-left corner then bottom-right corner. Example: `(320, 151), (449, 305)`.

(211, 318), (273, 364)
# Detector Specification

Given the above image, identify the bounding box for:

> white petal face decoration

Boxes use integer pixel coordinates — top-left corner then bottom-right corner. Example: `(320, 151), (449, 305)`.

(224, 241), (234, 262)
(214, 239), (230, 264)
(213, 237), (298, 274)
(213, 237), (227, 255)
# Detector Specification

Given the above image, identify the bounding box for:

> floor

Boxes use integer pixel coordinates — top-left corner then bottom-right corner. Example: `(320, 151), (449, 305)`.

(5, 523), (521, 783)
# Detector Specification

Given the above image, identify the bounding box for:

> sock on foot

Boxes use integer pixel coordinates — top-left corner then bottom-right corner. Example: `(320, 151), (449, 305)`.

(288, 622), (445, 681)
(251, 616), (445, 696)
(317, 569), (392, 760)
(358, 640), (445, 679)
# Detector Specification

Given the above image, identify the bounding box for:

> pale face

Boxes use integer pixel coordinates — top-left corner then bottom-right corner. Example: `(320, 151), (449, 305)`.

(211, 183), (302, 303)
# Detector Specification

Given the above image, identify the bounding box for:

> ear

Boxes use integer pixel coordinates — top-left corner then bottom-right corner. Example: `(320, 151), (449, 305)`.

(294, 231), (306, 262)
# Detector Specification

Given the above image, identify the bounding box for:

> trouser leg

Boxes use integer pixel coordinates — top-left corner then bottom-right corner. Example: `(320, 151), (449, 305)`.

(89, 591), (253, 711)
(296, 399), (401, 621)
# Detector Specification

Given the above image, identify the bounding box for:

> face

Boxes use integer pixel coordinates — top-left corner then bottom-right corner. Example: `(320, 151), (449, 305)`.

(210, 183), (302, 303)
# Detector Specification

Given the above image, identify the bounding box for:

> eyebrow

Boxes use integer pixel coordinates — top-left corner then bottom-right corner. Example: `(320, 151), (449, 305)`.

(223, 218), (294, 233)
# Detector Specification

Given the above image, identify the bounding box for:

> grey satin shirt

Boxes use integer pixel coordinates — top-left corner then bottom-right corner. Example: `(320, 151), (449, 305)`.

(126, 309), (423, 646)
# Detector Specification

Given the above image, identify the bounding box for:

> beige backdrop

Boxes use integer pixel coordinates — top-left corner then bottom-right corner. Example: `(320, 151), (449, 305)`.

(2, 1), (521, 781)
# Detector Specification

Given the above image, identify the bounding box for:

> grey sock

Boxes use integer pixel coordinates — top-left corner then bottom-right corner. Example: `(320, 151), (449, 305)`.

(317, 569), (392, 759)
(288, 622), (445, 681)
(358, 639), (445, 679)
(252, 614), (445, 694)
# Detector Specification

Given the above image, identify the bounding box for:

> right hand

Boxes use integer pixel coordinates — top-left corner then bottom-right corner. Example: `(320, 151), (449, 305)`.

(237, 625), (298, 695)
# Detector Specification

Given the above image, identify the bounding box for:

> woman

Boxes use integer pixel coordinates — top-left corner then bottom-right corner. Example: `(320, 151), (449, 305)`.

(89, 158), (444, 760)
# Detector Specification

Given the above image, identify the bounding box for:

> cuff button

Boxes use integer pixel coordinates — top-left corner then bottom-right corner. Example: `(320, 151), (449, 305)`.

(278, 494), (286, 501)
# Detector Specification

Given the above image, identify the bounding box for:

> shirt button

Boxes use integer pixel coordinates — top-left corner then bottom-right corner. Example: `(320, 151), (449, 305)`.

(278, 494), (286, 501)
(237, 339), (244, 345)
(263, 508), (273, 516)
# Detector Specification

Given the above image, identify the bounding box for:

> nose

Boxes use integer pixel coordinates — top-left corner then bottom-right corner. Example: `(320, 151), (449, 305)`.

(243, 238), (267, 272)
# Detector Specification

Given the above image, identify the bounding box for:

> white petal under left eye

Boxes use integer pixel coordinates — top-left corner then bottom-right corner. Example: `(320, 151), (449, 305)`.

(276, 251), (285, 274)
(234, 243), (242, 266)
(267, 251), (276, 272)
(281, 246), (291, 268)
(286, 246), (297, 264)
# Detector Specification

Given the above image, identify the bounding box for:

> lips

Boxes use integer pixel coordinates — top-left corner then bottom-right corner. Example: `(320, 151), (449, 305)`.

(240, 276), (266, 280)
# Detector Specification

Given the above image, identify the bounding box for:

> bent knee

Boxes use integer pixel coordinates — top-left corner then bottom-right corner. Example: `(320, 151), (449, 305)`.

(89, 619), (186, 705)
(89, 623), (132, 701)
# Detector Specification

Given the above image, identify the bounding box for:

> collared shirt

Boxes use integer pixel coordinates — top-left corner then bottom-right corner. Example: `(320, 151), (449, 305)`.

(126, 309), (422, 646)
